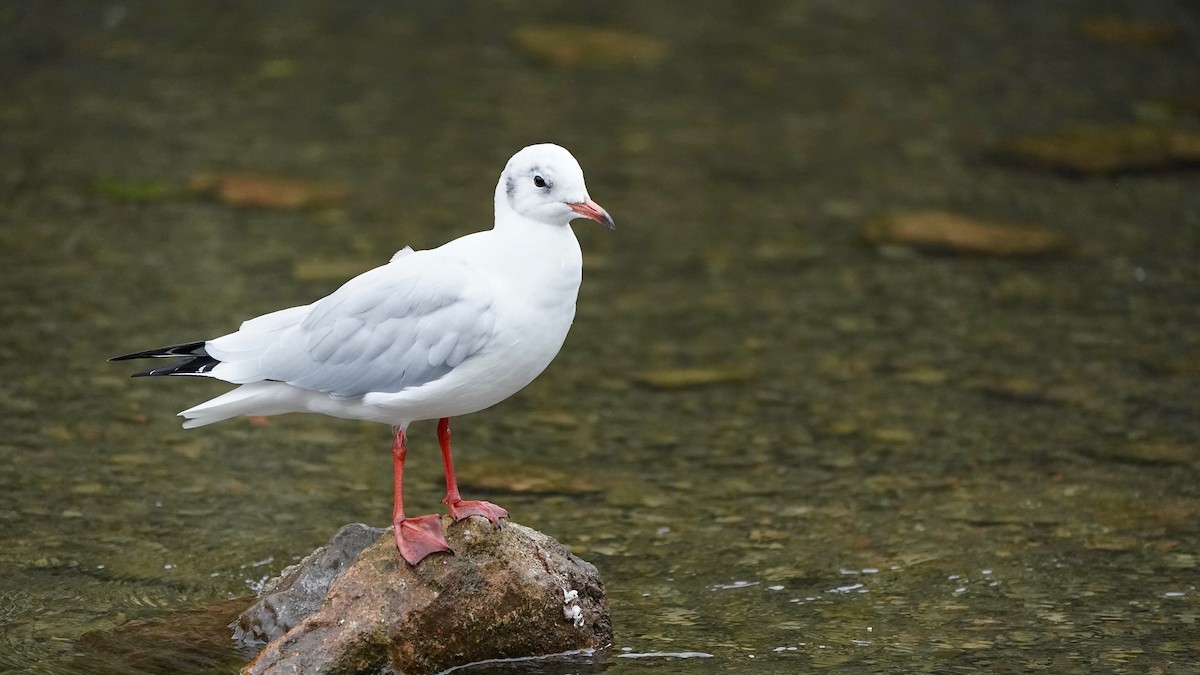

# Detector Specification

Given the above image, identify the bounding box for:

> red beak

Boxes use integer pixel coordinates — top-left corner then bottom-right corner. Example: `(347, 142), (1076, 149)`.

(569, 199), (615, 229)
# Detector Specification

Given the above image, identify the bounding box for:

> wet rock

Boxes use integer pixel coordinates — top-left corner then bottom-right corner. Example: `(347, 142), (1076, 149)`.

(864, 211), (1075, 257)
(514, 25), (667, 68)
(991, 125), (1200, 176)
(233, 523), (388, 646)
(242, 517), (610, 675)
(190, 172), (349, 210)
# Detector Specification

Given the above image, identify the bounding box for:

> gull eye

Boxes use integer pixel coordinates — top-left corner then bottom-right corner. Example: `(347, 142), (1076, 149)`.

(532, 175), (547, 189)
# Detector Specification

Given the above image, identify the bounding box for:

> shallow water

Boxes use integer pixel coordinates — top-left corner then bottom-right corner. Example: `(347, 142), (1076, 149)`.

(2, 1), (1199, 672)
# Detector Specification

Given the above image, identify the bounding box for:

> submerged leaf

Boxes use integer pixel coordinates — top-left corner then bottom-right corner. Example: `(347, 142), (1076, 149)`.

(991, 125), (1200, 176)
(1080, 16), (1182, 47)
(190, 172), (348, 210)
(455, 459), (601, 495)
(259, 58), (297, 80)
(864, 211), (1075, 257)
(514, 25), (667, 68)
(631, 366), (755, 390)
(92, 176), (173, 202)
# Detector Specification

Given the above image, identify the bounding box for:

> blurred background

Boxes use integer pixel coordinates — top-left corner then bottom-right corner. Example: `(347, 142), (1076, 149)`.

(1, 1), (1198, 672)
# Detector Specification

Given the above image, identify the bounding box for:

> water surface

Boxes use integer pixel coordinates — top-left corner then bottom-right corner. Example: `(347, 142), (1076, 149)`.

(1, 1), (1198, 672)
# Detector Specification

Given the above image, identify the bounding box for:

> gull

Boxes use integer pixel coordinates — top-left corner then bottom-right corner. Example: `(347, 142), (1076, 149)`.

(111, 143), (614, 565)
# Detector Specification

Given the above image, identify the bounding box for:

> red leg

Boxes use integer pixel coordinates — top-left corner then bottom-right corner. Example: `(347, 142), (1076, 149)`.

(438, 417), (508, 525)
(391, 426), (450, 565)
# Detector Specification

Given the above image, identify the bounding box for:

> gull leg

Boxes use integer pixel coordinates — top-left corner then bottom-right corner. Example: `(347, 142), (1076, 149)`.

(438, 417), (509, 525)
(391, 426), (450, 564)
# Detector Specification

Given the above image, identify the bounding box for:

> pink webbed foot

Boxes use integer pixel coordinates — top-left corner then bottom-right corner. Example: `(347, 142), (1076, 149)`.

(436, 418), (509, 527)
(393, 514), (451, 565)
(445, 498), (509, 526)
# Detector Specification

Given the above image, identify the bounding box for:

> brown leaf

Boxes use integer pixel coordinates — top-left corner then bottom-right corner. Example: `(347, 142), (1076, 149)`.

(630, 365), (756, 390)
(1092, 439), (1200, 468)
(991, 125), (1200, 176)
(864, 211), (1075, 257)
(1080, 16), (1182, 47)
(456, 459), (601, 495)
(514, 25), (667, 68)
(190, 172), (348, 210)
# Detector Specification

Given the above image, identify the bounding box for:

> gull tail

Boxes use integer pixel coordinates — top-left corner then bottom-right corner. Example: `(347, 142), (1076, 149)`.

(178, 381), (301, 429)
(109, 341), (220, 377)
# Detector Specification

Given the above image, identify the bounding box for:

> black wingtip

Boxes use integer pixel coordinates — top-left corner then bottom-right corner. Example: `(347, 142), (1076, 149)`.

(111, 341), (219, 377)
(128, 355), (221, 378)
(110, 341), (208, 362)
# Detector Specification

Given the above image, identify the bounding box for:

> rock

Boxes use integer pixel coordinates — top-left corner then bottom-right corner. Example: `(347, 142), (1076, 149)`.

(233, 523), (388, 646)
(863, 210), (1075, 257)
(990, 125), (1200, 176)
(242, 518), (610, 675)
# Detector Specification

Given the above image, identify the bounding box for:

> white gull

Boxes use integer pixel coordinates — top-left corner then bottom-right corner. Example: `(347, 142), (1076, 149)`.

(112, 143), (614, 564)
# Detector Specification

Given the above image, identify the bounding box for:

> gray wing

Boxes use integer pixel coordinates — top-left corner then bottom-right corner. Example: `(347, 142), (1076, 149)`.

(208, 250), (497, 398)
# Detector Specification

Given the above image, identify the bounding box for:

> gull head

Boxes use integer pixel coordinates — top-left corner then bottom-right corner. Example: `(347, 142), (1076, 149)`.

(498, 143), (615, 230)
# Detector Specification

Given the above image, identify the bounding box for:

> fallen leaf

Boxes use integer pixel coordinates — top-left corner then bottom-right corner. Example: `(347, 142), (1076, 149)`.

(869, 427), (915, 445)
(190, 172), (348, 210)
(1080, 16), (1182, 47)
(514, 25), (667, 68)
(1085, 537), (1138, 552)
(456, 459), (600, 495)
(973, 377), (1095, 407)
(864, 211), (1075, 257)
(93, 176), (173, 202)
(991, 125), (1200, 176)
(630, 365), (755, 390)
(894, 366), (948, 385)
(1089, 439), (1199, 467)
(523, 410), (586, 430)
(259, 58), (296, 80)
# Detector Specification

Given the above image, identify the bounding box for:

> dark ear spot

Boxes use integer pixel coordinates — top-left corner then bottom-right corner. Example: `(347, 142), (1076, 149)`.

(505, 176), (515, 198)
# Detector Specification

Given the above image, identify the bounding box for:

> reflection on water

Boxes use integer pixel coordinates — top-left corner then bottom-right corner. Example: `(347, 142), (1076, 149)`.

(1, 0), (1198, 672)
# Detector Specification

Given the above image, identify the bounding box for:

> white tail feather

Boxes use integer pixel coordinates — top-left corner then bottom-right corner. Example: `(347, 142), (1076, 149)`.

(179, 381), (302, 429)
